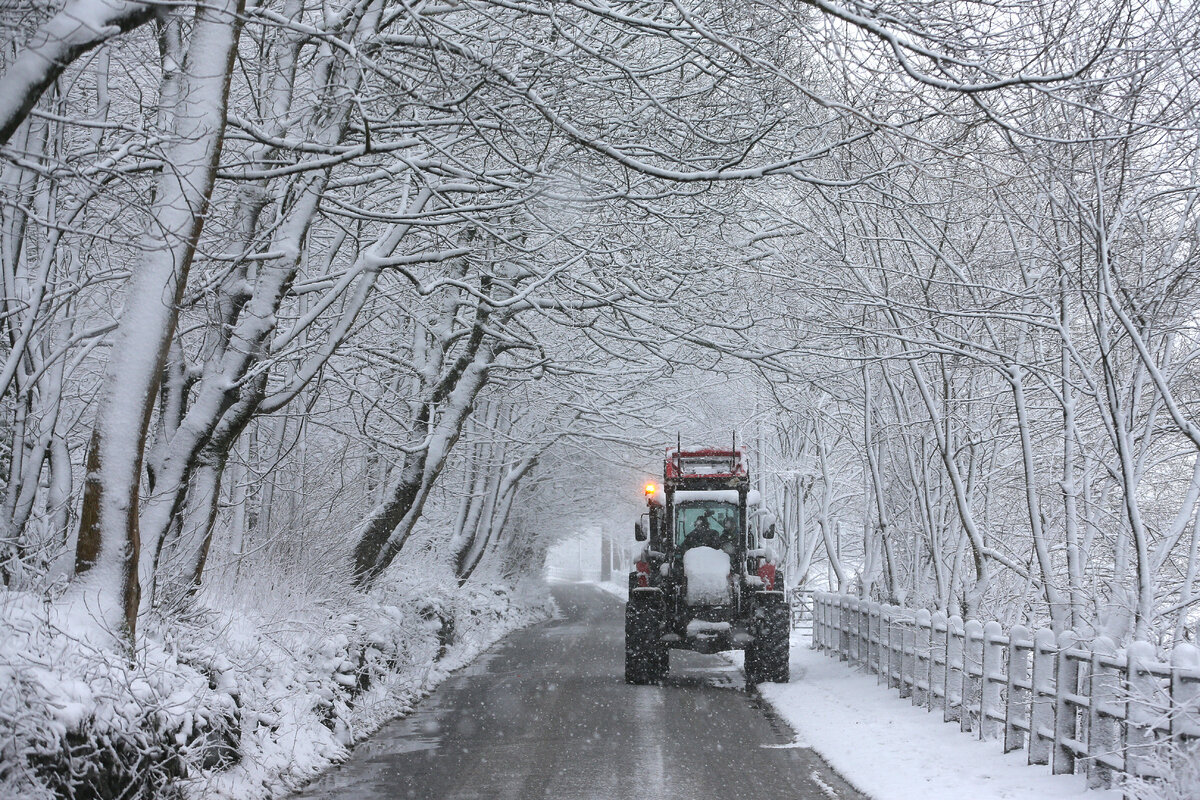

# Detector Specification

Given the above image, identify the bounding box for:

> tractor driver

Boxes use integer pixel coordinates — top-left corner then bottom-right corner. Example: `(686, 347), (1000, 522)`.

(680, 512), (733, 554)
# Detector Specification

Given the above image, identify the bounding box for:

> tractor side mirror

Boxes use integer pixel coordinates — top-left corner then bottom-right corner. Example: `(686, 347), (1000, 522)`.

(764, 523), (776, 540)
(634, 520), (647, 541)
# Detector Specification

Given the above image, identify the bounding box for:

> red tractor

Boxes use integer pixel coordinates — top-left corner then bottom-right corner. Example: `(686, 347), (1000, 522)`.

(626, 447), (789, 688)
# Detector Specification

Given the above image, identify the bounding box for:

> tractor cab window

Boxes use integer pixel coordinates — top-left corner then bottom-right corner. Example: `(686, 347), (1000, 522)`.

(675, 501), (739, 550)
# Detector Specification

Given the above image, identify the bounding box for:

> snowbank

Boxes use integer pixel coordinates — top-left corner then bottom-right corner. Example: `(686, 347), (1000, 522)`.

(0, 567), (552, 800)
(683, 546), (731, 605)
(757, 631), (1122, 800)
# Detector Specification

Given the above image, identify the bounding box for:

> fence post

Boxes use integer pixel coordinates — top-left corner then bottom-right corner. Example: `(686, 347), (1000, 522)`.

(1170, 643), (1200, 739)
(840, 599), (849, 662)
(930, 611), (947, 713)
(821, 594), (830, 650)
(858, 598), (869, 665)
(838, 596), (850, 661)
(1125, 641), (1159, 780)
(961, 620), (984, 734)
(875, 605), (886, 685)
(843, 597), (854, 661)
(1005, 625), (1031, 753)
(891, 606), (904, 691)
(882, 606), (894, 688)
(1087, 635), (1120, 789)
(981, 621), (1004, 741)
(873, 599), (883, 676)
(859, 598), (867, 666)
(1052, 630), (1080, 775)
(812, 594), (820, 649)
(1029, 627), (1055, 766)
(945, 615), (964, 723)
(915, 609), (931, 707)
(817, 594), (827, 649)
(900, 612), (914, 699)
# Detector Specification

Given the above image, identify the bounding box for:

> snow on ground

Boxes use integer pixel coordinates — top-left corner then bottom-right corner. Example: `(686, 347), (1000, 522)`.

(0, 565), (553, 800)
(758, 630), (1123, 800)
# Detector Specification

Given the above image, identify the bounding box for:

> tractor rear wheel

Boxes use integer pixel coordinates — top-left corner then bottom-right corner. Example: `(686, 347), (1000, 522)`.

(747, 597), (789, 687)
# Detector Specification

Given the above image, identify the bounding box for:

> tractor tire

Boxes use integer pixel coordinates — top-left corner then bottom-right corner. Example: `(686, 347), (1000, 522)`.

(747, 596), (790, 687)
(744, 641), (763, 688)
(625, 594), (668, 684)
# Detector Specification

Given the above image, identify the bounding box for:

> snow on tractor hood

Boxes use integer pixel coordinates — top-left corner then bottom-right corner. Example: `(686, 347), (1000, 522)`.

(683, 547), (732, 606)
(673, 489), (740, 504)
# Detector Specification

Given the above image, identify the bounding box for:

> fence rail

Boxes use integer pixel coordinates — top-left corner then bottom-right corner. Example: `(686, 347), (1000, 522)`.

(812, 592), (1200, 789)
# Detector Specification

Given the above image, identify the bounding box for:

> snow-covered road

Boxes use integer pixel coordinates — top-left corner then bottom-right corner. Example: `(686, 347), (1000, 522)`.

(291, 582), (865, 799)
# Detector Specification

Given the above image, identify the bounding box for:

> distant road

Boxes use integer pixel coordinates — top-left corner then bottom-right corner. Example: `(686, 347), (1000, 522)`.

(293, 582), (868, 800)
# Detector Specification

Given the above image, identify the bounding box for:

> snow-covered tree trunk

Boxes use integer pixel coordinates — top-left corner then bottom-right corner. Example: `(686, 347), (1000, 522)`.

(459, 452), (541, 584)
(69, 0), (244, 640)
(1006, 363), (1068, 633)
(354, 338), (495, 584)
(814, 421), (847, 592)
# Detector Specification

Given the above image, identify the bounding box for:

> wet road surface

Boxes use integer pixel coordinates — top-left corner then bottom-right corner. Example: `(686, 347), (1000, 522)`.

(293, 582), (868, 800)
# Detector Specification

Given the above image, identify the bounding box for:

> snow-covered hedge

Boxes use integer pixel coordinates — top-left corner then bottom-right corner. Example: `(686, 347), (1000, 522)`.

(0, 567), (552, 799)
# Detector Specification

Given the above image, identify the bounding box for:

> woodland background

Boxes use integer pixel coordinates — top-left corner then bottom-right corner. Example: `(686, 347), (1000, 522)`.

(1, 0), (1200, 796)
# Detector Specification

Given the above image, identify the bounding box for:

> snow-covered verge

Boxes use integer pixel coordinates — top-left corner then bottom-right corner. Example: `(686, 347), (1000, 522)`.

(757, 631), (1123, 800)
(0, 566), (553, 800)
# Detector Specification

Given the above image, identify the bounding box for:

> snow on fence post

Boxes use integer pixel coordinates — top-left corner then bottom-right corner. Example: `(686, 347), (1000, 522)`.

(930, 611), (947, 713)
(945, 615), (965, 723)
(1005, 625), (1032, 753)
(1086, 636), (1121, 789)
(1170, 643), (1200, 739)
(961, 620), (984, 734)
(980, 621), (1004, 741)
(1029, 627), (1056, 766)
(1052, 630), (1080, 775)
(915, 609), (931, 707)
(1125, 641), (1160, 779)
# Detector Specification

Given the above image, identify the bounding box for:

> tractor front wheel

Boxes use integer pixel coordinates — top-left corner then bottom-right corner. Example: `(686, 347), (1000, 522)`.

(746, 596), (789, 688)
(625, 593), (668, 684)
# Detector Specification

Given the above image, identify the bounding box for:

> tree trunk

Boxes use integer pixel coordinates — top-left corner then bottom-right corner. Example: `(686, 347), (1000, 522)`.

(69, 0), (243, 640)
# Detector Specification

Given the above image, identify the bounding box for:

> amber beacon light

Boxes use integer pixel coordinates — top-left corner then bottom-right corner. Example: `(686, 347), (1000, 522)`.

(644, 482), (656, 496)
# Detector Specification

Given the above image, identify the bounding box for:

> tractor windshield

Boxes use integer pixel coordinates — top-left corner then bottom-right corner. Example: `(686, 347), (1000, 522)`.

(675, 501), (739, 548)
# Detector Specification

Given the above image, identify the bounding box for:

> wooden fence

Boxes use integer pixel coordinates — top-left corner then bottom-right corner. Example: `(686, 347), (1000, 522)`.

(812, 592), (1200, 789)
